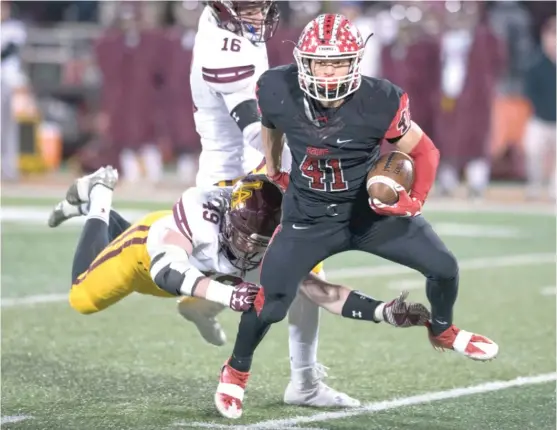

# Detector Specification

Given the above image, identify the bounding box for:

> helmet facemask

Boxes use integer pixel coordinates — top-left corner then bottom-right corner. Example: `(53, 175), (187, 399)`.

(222, 212), (270, 271)
(211, 1), (280, 43)
(294, 50), (364, 102)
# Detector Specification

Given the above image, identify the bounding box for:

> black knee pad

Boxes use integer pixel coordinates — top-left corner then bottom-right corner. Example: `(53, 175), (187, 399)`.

(259, 298), (289, 324)
(432, 250), (459, 281)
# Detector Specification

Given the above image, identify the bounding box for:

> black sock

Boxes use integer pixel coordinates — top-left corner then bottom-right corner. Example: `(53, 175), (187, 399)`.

(228, 309), (272, 372)
(71, 218), (109, 282)
(341, 290), (382, 322)
(426, 273), (459, 336)
(108, 210), (131, 241)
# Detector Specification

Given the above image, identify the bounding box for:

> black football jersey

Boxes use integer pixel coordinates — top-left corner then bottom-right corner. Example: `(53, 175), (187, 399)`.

(257, 64), (410, 208)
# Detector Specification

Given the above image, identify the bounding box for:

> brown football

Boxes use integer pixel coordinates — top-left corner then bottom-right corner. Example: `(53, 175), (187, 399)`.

(367, 151), (414, 205)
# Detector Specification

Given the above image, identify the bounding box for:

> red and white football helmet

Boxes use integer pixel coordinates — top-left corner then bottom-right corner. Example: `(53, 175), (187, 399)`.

(294, 14), (365, 102)
(206, 1), (280, 43)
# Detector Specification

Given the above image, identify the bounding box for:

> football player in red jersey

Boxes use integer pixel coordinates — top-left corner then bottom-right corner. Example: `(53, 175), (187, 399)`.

(214, 13), (499, 419)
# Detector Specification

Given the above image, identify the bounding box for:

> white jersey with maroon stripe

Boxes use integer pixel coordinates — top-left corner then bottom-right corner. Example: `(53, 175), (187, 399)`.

(162, 186), (259, 283)
(191, 7), (270, 188)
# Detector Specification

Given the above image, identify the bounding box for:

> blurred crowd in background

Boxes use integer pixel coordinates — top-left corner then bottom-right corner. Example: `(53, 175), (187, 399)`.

(1, 0), (555, 200)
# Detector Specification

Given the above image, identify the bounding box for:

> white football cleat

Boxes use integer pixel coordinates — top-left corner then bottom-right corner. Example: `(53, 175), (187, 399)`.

(215, 360), (250, 419)
(66, 165), (119, 205)
(427, 323), (499, 361)
(284, 364), (361, 408)
(177, 297), (226, 346)
(48, 200), (87, 228)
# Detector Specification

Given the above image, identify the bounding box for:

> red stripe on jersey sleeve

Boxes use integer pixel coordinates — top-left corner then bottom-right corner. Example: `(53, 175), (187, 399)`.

(384, 93), (411, 140)
(201, 65), (255, 84)
(172, 198), (193, 240)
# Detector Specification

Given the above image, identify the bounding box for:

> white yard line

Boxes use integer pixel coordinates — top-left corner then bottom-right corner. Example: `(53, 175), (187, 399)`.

(1, 293), (68, 308)
(1, 415), (33, 425)
(326, 252), (556, 280)
(540, 286), (556, 296)
(239, 372), (557, 429)
(2, 253), (555, 308)
(173, 423), (326, 430)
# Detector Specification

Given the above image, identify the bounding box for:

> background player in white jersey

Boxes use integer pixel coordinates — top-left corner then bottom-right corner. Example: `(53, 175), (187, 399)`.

(187, 0), (352, 408)
(48, 169), (430, 408)
(190, 0), (291, 189)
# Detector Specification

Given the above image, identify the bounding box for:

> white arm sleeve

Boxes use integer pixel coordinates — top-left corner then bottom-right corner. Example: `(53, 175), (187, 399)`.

(146, 216), (206, 297)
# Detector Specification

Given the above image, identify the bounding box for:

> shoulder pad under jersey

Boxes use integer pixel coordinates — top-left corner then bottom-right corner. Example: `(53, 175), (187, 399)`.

(172, 187), (230, 250)
(361, 77), (410, 139)
(256, 64), (295, 116)
(361, 76), (405, 107)
(195, 26), (262, 95)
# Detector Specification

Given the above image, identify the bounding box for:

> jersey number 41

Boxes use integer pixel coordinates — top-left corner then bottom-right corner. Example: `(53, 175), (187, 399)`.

(300, 156), (348, 192)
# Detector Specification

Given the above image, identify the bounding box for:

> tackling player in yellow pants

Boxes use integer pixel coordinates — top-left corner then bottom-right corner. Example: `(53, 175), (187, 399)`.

(178, 160), (324, 344)
(49, 166), (262, 347)
(69, 209), (174, 314)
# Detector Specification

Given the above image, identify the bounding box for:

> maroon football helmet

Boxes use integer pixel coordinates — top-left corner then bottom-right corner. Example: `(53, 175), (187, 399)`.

(223, 174), (282, 271)
(206, 0), (280, 43)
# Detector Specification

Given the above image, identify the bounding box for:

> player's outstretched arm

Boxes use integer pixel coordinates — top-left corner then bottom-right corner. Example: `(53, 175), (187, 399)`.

(300, 273), (430, 328)
(393, 120), (440, 205)
(262, 124), (284, 176)
(146, 217), (257, 312)
(371, 89), (440, 217)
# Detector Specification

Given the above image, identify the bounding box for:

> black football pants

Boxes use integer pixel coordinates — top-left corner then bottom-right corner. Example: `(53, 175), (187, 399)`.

(258, 214), (459, 333)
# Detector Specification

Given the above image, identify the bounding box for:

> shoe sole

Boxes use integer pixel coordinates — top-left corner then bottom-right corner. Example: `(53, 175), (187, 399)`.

(66, 167), (118, 206)
(178, 309), (226, 346)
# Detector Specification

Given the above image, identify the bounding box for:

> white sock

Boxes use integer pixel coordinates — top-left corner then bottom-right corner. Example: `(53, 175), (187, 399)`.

(61, 200), (83, 218)
(79, 202), (89, 215)
(288, 290), (320, 381)
(141, 144), (163, 183)
(87, 185), (112, 224)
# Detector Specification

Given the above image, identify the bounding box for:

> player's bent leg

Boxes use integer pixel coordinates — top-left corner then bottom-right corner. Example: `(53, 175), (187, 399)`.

(108, 210), (132, 241)
(285, 291), (361, 408)
(355, 215), (498, 361)
(217, 225), (337, 419)
(177, 297), (227, 346)
(69, 239), (136, 314)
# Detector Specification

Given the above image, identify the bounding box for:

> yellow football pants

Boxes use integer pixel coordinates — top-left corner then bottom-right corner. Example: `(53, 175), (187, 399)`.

(69, 211), (174, 314)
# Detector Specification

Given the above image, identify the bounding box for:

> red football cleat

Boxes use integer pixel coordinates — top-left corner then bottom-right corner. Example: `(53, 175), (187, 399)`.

(427, 323), (499, 361)
(214, 360), (250, 419)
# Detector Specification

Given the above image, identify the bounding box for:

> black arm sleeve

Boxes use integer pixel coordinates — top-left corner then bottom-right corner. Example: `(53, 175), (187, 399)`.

(261, 114), (276, 129)
(230, 99), (260, 131)
(1, 42), (19, 62)
(256, 71), (277, 129)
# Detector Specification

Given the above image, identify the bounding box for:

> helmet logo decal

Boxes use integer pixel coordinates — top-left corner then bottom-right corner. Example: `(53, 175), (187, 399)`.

(231, 180), (264, 208)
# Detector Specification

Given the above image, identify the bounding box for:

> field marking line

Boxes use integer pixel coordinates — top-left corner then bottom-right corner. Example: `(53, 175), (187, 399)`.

(326, 252), (556, 280)
(173, 423), (326, 430)
(1, 293), (68, 308)
(1, 415), (33, 425)
(243, 372), (557, 429)
(540, 286), (556, 296)
(1, 198), (555, 216)
(2, 253), (555, 308)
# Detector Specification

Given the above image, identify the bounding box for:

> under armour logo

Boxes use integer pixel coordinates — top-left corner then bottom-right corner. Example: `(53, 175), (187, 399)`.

(352, 311), (362, 318)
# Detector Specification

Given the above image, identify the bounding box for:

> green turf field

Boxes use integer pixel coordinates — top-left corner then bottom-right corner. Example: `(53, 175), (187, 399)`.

(1, 201), (556, 430)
